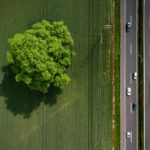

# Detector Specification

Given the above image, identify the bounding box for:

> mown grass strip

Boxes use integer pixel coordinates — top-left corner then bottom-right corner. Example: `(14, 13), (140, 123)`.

(114, 0), (120, 149)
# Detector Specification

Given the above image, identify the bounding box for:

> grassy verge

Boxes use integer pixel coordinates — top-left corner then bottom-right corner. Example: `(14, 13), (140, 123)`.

(114, 0), (120, 149)
(138, 0), (144, 149)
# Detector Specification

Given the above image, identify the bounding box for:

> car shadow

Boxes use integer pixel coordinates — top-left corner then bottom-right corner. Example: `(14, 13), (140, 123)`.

(0, 66), (62, 118)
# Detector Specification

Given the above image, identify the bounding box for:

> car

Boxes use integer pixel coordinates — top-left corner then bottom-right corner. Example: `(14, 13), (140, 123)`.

(126, 22), (131, 32)
(126, 87), (131, 96)
(132, 102), (137, 111)
(126, 131), (131, 139)
(132, 72), (137, 80)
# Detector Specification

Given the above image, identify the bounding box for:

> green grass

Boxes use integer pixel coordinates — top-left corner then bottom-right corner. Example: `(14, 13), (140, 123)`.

(0, 0), (112, 149)
(114, 0), (120, 149)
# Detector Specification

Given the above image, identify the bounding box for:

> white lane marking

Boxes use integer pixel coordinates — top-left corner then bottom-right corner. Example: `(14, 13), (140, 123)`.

(130, 16), (132, 24)
(130, 44), (132, 55)
(130, 102), (132, 113)
(130, 132), (133, 143)
(130, 73), (132, 84)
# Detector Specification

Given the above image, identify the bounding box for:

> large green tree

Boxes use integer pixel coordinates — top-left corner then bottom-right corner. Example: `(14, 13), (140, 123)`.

(7, 20), (75, 93)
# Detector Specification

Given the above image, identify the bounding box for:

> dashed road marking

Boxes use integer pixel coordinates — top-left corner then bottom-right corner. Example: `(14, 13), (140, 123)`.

(130, 73), (132, 84)
(130, 44), (132, 55)
(130, 102), (132, 113)
(130, 132), (133, 143)
(130, 16), (132, 24)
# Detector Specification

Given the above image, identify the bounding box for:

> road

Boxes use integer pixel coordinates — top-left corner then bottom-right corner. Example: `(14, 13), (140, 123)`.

(121, 0), (138, 149)
(144, 0), (150, 149)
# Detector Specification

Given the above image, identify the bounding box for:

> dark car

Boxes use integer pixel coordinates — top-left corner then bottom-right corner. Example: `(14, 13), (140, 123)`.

(126, 22), (131, 32)
(132, 102), (137, 111)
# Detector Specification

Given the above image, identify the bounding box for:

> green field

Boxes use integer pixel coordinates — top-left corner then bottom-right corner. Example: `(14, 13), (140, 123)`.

(0, 0), (112, 149)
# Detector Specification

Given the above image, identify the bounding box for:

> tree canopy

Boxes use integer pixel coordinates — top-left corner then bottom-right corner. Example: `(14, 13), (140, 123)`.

(7, 20), (75, 93)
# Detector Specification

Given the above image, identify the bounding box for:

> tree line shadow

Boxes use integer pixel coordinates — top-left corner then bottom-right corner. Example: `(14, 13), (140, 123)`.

(0, 66), (62, 118)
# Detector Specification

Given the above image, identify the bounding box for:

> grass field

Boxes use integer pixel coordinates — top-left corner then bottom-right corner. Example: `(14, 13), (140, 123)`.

(0, 0), (112, 149)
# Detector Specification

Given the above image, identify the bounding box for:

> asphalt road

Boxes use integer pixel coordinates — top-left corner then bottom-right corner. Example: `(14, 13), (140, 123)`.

(144, 0), (150, 149)
(121, 0), (138, 149)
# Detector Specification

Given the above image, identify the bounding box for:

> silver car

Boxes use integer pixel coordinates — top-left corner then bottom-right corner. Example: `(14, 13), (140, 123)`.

(126, 87), (131, 96)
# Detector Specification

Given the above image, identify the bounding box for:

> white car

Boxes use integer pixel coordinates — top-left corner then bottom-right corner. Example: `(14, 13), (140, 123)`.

(132, 72), (137, 80)
(126, 87), (131, 96)
(126, 131), (131, 139)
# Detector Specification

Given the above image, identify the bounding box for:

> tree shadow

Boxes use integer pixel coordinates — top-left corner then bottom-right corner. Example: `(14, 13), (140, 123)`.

(0, 66), (62, 118)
